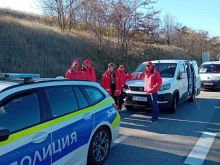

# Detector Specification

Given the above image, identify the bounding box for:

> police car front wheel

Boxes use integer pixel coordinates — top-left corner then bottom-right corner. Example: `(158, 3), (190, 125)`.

(87, 126), (111, 165)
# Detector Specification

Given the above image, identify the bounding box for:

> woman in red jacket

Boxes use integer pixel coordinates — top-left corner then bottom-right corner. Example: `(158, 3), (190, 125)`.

(101, 63), (121, 107)
(65, 60), (84, 80)
(81, 59), (96, 82)
(117, 65), (132, 110)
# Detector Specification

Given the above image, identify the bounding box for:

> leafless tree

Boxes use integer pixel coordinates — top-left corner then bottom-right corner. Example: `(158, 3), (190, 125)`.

(163, 13), (176, 46)
(37, 0), (84, 31)
(110, 0), (159, 55)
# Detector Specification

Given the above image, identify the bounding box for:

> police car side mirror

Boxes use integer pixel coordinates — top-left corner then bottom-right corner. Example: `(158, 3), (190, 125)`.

(0, 127), (10, 142)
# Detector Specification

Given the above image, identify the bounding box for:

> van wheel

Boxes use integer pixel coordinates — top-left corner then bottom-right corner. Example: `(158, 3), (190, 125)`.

(125, 105), (133, 111)
(87, 127), (111, 165)
(169, 93), (177, 114)
(188, 93), (195, 102)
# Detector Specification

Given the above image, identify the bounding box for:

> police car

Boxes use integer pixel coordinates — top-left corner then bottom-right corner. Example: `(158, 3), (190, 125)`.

(0, 73), (120, 165)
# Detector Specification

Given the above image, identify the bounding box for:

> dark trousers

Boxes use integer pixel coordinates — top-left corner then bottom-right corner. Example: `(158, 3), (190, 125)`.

(146, 92), (159, 120)
(112, 95), (119, 106)
(111, 85), (119, 107)
(118, 91), (124, 109)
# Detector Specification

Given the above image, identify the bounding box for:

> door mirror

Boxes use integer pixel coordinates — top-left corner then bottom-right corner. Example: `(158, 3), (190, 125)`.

(0, 127), (10, 142)
(180, 73), (187, 79)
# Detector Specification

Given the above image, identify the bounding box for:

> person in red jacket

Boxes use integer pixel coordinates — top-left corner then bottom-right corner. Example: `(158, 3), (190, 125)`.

(117, 65), (132, 110)
(144, 61), (162, 123)
(81, 59), (96, 82)
(65, 60), (84, 80)
(101, 63), (121, 108)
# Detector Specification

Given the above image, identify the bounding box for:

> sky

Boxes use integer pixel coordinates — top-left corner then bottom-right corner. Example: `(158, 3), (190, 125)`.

(156, 0), (220, 37)
(0, 0), (219, 37)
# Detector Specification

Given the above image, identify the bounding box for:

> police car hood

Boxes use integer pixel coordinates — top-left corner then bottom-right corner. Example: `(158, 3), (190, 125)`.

(200, 73), (220, 81)
(125, 78), (173, 87)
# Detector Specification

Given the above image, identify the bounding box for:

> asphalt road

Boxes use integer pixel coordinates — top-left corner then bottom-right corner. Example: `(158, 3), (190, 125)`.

(105, 91), (220, 165)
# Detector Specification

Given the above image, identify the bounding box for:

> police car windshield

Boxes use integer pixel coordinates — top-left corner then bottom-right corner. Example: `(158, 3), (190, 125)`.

(135, 63), (177, 78)
(199, 64), (220, 74)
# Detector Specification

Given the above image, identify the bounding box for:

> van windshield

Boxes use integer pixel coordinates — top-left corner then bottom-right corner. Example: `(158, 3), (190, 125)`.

(199, 64), (220, 74)
(135, 63), (177, 78)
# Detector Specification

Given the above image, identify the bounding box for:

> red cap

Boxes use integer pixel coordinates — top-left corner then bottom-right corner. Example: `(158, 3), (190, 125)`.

(84, 59), (92, 64)
(72, 60), (79, 65)
(119, 65), (125, 69)
(146, 61), (153, 66)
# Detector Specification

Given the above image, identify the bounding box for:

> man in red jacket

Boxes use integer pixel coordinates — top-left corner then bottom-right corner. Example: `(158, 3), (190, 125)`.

(82, 59), (96, 82)
(65, 60), (84, 80)
(144, 61), (162, 123)
(101, 63), (121, 108)
(117, 65), (132, 110)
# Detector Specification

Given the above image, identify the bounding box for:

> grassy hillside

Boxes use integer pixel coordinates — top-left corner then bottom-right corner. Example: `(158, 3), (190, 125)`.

(0, 8), (199, 80)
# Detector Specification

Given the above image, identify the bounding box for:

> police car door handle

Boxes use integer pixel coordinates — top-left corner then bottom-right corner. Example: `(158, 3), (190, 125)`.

(83, 112), (92, 120)
(32, 132), (48, 144)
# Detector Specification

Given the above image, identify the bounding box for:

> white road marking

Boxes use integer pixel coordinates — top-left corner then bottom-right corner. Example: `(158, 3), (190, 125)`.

(111, 134), (130, 148)
(184, 132), (216, 165)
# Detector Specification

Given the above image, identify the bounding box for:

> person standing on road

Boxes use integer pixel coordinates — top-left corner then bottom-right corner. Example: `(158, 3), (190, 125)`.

(65, 60), (84, 80)
(81, 59), (96, 82)
(144, 61), (162, 123)
(101, 63), (121, 109)
(117, 65), (132, 110)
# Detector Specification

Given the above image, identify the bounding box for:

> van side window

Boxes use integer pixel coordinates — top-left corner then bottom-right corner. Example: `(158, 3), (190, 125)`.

(45, 86), (78, 118)
(178, 64), (185, 78)
(0, 91), (41, 133)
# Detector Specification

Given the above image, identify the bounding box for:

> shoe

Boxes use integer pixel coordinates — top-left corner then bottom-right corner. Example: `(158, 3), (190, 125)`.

(151, 119), (158, 123)
(147, 117), (154, 121)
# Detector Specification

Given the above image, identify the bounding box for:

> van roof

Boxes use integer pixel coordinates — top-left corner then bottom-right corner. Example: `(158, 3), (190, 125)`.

(202, 61), (220, 65)
(142, 59), (194, 64)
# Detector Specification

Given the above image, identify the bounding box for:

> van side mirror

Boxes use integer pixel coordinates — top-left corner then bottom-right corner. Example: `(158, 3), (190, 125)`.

(0, 127), (10, 142)
(180, 73), (187, 79)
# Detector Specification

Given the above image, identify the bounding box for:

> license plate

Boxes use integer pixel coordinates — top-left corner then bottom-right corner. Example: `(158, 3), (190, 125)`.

(132, 96), (147, 102)
(204, 83), (213, 85)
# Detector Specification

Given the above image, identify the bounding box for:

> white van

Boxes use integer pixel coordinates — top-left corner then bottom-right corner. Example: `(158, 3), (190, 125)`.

(199, 61), (220, 89)
(123, 60), (201, 113)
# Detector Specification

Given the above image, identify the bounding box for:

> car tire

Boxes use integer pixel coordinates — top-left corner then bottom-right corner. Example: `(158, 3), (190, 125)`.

(188, 93), (195, 102)
(87, 127), (111, 165)
(125, 105), (133, 111)
(169, 93), (177, 114)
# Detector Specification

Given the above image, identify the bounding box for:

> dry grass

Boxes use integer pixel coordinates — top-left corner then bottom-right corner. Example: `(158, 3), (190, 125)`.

(0, 8), (199, 81)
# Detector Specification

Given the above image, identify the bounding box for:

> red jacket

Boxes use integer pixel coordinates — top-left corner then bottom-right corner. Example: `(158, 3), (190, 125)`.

(144, 67), (162, 94)
(65, 67), (84, 80)
(117, 69), (132, 90)
(81, 66), (96, 82)
(101, 70), (121, 96)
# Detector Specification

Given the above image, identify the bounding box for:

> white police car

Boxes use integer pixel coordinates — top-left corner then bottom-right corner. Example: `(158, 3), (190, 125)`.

(0, 73), (120, 165)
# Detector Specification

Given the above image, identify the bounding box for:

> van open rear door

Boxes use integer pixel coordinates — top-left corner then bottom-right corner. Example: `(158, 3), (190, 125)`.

(191, 61), (201, 96)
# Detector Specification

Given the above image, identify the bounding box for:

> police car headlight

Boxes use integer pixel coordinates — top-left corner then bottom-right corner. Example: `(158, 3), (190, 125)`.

(159, 83), (171, 91)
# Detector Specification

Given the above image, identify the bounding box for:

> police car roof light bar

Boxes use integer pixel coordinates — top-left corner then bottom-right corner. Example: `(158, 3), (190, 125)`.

(0, 73), (40, 83)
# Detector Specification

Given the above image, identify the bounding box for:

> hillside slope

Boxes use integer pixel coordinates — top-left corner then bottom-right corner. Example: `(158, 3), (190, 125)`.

(0, 9), (199, 80)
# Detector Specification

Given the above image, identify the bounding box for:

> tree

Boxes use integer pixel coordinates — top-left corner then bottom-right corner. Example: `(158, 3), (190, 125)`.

(110, 0), (159, 55)
(163, 13), (176, 46)
(37, 0), (84, 31)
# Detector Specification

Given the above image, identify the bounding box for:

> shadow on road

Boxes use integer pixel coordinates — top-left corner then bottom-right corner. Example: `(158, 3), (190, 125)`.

(106, 140), (220, 165)
(119, 97), (220, 137)
(107, 97), (220, 165)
